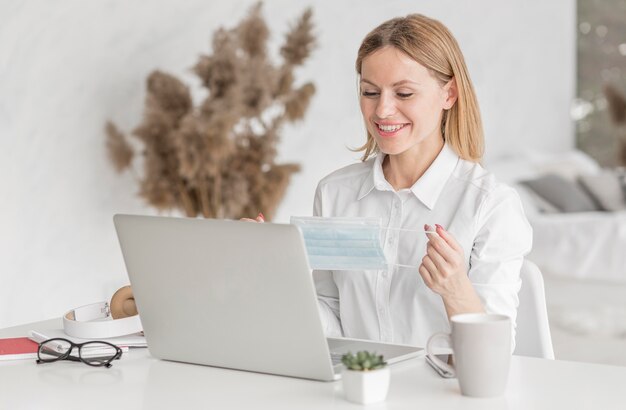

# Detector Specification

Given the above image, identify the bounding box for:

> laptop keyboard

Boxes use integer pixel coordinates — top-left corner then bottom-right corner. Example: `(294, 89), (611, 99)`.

(330, 353), (344, 365)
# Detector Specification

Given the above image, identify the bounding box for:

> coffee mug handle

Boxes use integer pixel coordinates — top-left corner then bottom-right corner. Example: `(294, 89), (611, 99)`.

(426, 332), (456, 377)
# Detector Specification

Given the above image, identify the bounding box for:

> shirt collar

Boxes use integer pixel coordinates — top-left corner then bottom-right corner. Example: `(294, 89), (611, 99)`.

(357, 154), (387, 200)
(357, 143), (460, 210)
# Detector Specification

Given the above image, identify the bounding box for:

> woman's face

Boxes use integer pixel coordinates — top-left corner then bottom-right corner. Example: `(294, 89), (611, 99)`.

(359, 46), (456, 157)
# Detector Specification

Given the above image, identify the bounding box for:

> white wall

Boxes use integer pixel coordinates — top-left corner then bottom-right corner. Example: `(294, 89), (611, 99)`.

(0, 0), (576, 328)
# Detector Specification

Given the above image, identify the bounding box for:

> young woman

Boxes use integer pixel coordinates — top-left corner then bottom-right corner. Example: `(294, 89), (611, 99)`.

(312, 14), (532, 349)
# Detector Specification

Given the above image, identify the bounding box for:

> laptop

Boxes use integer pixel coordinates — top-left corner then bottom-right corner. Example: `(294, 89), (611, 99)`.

(113, 214), (423, 381)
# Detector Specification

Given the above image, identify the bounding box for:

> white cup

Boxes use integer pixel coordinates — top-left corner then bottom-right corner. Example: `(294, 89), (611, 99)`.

(426, 313), (511, 397)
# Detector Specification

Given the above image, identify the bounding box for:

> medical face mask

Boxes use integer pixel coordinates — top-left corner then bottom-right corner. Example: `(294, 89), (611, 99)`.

(290, 216), (387, 270)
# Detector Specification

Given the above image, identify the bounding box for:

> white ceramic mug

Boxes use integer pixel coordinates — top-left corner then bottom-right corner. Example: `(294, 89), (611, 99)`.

(426, 313), (512, 397)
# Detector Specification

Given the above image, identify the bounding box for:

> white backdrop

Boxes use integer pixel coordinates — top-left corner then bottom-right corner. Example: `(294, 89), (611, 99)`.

(0, 0), (575, 328)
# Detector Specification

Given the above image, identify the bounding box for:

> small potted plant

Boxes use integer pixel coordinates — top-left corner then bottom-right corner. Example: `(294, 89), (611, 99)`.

(341, 351), (390, 404)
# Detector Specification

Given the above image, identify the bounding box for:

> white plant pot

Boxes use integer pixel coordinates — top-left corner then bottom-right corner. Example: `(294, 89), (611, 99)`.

(342, 367), (390, 405)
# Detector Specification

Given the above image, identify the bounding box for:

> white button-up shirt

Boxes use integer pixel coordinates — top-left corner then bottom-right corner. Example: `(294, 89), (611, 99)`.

(312, 143), (532, 348)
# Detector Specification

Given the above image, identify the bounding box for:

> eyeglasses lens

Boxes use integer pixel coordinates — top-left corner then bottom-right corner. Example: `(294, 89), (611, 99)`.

(39, 339), (73, 362)
(79, 342), (119, 365)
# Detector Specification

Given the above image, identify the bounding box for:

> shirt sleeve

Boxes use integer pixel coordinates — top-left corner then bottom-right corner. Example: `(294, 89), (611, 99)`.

(469, 184), (533, 351)
(312, 182), (344, 337)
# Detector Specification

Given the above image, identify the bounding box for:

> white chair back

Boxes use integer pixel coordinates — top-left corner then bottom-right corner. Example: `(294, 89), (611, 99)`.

(514, 260), (555, 359)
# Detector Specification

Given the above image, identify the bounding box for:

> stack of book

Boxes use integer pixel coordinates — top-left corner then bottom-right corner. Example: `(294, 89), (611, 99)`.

(0, 337), (39, 361)
(0, 328), (147, 361)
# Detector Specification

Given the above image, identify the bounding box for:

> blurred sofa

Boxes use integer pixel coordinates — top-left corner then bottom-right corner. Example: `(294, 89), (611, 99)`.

(487, 149), (626, 283)
(487, 150), (626, 362)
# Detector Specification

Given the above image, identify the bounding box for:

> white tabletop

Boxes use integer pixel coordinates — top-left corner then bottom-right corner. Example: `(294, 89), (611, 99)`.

(2, 319), (626, 410)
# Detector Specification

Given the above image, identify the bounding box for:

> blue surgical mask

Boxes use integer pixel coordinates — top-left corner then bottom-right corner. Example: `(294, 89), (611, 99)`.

(290, 216), (387, 270)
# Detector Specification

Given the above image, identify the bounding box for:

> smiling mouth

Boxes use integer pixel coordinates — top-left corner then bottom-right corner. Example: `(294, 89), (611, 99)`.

(375, 123), (408, 134)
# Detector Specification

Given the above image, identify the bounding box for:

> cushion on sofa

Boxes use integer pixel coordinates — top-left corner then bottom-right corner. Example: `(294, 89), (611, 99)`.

(528, 150), (602, 181)
(578, 170), (626, 211)
(513, 183), (561, 215)
(487, 149), (602, 186)
(520, 173), (601, 212)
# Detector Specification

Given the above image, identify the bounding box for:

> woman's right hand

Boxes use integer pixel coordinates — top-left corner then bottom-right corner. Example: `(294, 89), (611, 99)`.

(240, 212), (265, 223)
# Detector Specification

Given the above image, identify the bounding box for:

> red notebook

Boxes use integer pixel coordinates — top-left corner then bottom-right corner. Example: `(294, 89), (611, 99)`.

(0, 337), (39, 361)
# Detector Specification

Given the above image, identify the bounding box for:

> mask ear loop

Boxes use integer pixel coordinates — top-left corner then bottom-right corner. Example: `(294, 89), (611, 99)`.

(392, 263), (419, 269)
(379, 226), (438, 270)
(381, 226), (437, 234)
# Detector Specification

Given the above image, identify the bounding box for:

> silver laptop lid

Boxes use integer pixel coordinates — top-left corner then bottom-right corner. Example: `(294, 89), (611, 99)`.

(114, 214), (336, 381)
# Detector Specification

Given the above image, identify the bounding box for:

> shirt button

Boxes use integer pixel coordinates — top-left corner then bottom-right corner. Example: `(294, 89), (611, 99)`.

(382, 271), (388, 278)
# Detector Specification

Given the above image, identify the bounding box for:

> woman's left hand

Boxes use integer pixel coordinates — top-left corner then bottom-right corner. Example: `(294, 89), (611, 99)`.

(240, 212), (265, 223)
(418, 224), (470, 298)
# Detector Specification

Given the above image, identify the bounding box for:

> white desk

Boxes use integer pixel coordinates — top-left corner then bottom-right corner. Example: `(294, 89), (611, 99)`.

(2, 319), (626, 410)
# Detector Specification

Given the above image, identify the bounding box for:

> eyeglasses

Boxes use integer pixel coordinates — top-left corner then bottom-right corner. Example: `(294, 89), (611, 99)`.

(36, 338), (123, 368)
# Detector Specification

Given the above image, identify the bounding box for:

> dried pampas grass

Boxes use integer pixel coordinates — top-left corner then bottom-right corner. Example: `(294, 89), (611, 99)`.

(105, 121), (133, 173)
(105, 2), (316, 219)
(281, 8), (315, 66)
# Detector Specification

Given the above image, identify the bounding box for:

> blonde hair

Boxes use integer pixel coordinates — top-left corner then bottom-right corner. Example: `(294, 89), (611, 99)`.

(355, 14), (484, 162)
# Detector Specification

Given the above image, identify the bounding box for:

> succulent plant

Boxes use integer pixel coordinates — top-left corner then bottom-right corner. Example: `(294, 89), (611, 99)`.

(341, 351), (387, 371)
